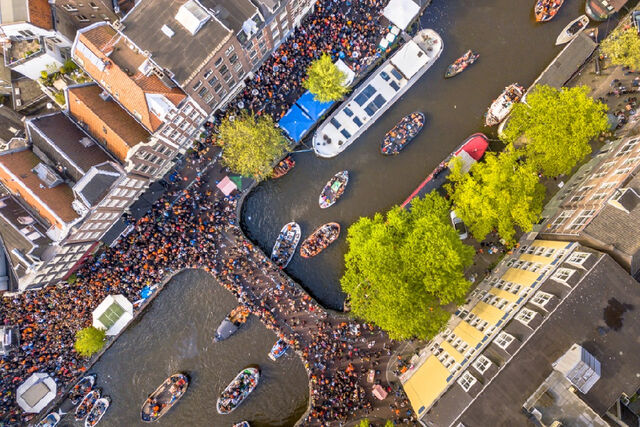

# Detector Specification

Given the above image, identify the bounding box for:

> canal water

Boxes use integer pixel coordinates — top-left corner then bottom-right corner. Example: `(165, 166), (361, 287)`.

(60, 269), (308, 427)
(241, 0), (623, 310)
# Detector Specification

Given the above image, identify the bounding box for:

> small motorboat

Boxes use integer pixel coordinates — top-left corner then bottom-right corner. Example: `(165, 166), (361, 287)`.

(69, 374), (96, 405)
(319, 171), (349, 208)
(556, 15), (589, 44)
(233, 422), (251, 427)
(36, 412), (60, 427)
(300, 223), (340, 258)
(141, 373), (189, 422)
(214, 305), (250, 342)
(75, 389), (101, 421)
(217, 367), (260, 414)
(381, 112), (425, 155)
(85, 397), (110, 427)
(535, 0), (565, 22)
(485, 84), (525, 126)
(270, 222), (301, 269)
(272, 155), (295, 178)
(444, 50), (479, 78)
(268, 339), (289, 361)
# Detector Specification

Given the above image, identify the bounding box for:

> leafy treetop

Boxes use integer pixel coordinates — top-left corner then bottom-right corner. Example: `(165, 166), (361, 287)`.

(303, 53), (350, 103)
(601, 25), (640, 70)
(74, 326), (106, 358)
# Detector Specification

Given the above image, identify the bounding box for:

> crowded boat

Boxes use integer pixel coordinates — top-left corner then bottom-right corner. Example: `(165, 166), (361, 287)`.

(270, 222), (301, 268)
(319, 171), (349, 208)
(35, 412), (60, 427)
(214, 305), (250, 342)
(556, 15), (590, 44)
(268, 338), (290, 360)
(75, 389), (101, 421)
(69, 374), (96, 405)
(444, 50), (479, 78)
(141, 374), (189, 422)
(233, 422), (251, 427)
(217, 367), (260, 414)
(485, 83), (525, 126)
(381, 112), (425, 155)
(300, 223), (341, 258)
(534, 0), (565, 22)
(85, 397), (110, 427)
(272, 156), (295, 178)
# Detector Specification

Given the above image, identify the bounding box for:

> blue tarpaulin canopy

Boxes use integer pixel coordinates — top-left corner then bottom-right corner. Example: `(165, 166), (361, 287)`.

(297, 91), (334, 122)
(279, 104), (315, 142)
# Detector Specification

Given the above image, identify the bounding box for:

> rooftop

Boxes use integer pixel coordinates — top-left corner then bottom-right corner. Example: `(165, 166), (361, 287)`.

(67, 84), (150, 163)
(27, 112), (112, 182)
(0, 149), (79, 223)
(199, 0), (259, 33)
(73, 161), (121, 207)
(73, 23), (186, 132)
(0, 0), (52, 29)
(121, 0), (232, 86)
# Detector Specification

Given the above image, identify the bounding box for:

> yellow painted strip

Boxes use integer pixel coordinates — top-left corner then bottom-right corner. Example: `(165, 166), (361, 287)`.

(471, 301), (505, 324)
(489, 287), (518, 303)
(501, 268), (539, 287)
(440, 340), (465, 363)
(519, 253), (553, 265)
(403, 355), (451, 416)
(453, 321), (484, 347)
(531, 239), (570, 249)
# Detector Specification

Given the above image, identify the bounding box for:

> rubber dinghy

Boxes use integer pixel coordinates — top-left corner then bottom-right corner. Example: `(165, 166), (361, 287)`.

(141, 374), (189, 422)
(381, 112), (425, 155)
(217, 367), (260, 414)
(485, 83), (525, 126)
(319, 171), (349, 208)
(300, 223), (340, 258)
(85, 397), (110, 427)
(444, 50), (479, 78)
(270, 222), (301, 268)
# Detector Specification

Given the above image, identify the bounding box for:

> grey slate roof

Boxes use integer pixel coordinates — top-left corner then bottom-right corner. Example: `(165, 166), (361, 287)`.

(425, 252), (640, 427)
(73, 162), (121, 207)
(200, 0), (258, 33)
(27, 112), (112, 182)
(121, 0), (231, 86)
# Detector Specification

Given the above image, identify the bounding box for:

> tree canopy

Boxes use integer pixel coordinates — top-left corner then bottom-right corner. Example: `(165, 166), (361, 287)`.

(601, 25), (640, 70)
(448, 149), (546, 246)
(74, 326), (106, 358)
(341, 193), (475, 340)
(303, 53), (350, 103)
(501, 85), (608, 176)
(217, 110), (289, 181)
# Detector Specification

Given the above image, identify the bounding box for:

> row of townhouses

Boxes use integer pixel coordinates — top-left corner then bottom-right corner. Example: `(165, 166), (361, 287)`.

(0, 0), (316, 292)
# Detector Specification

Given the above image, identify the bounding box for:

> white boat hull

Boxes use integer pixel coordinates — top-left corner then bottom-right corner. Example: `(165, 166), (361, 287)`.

(556, 15), (590, 45)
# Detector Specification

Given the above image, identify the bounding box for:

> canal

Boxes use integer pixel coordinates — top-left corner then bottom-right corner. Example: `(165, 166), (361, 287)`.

(61, 269), (308, 427)
(241, 0), (621, 310)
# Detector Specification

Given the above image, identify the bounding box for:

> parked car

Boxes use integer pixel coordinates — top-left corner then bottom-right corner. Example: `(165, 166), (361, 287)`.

(450, 211), (468, 240)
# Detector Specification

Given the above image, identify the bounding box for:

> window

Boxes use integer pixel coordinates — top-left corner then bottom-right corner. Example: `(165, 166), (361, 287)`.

(569, 209), (594, 230)
(457, 371), (477, 392)
(552, 268), (575, 284)
(77, 14), (90, 22)
(197, 87), (208, 98)
(89, 1), (99, 9)
(617, 137), (639, 156)
(214, 57), (224, 68)
(531, 291), (553, 308)
(473, 355), (492, 374)
(229, 53), (239, 64)
(208, 76), (219, 87)
(615, 166), (632, 175)
(599, 161), (615, 173)
(578, 185), (594, 193)
(219, 64), (229, 75)
(213, 83), (223, 94)
(202, 69), (213, 79)
(516, 308), (536, 325)
(495, 332), (514, 350)
(569, 194), (585, 203)
(551, 210), (574, 228)
(225, 45), (235, 56)
(591, 192), (608, 201)
(567, 252), (590, 266)
(62, 3), (78, 12)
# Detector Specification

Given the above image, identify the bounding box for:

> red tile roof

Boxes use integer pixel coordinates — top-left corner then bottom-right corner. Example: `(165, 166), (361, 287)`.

(73, 23), (186, 132)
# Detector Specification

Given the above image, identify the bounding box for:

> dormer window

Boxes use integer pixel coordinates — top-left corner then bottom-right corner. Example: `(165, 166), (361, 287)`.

(457, 371), (477, 392)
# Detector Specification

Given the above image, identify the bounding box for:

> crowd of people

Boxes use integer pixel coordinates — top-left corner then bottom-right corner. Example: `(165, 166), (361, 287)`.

(0, 0), (420, 423)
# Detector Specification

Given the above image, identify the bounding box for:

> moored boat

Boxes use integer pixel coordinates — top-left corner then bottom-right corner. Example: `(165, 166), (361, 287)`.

(381, 112), (425, 155)
(85, 397), (110, 427)
(233, 423), (251, 427)
(272, 155), (295, 178)
(270, 222), (301, 268)
(217, 367), (260, 414)
(586, 0), (627, 21)
(141, 373), (189, 422)
(485, 84), (525, 126)
(75, 389), (101, 421)
(300, 223), (340, 258)
(444, 50), (479, 78)
(556, 15), (590, 45)
(36, 412), (60, 427)
(69, 374), (96, 405)
(269, 338), (289, 361)
(214, 305), (250, 342)
(402, 133), (489, 208)
(319, 171), (349, 208)
(535, 0), (565, 22)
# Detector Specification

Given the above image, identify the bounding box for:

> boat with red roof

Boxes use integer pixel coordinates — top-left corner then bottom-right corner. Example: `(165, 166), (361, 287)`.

(402, 133), (489, 208)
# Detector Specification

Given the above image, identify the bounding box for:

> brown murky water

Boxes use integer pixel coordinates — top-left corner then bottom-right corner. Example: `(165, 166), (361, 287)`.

(241, 0), (628, 309)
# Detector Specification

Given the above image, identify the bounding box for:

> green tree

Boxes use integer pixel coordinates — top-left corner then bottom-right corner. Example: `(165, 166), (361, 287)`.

(358, 420), (371, 427)
(74, 326), (106, 358)
(303, 53), (350, 102)
(385, 422), (394, 427)
(341, 193), (475, 340)
(502, 85), (608, 176)
(448, 149), (546, 245)
(601, 25), (640, 70)
(217, 110), (289, 181)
